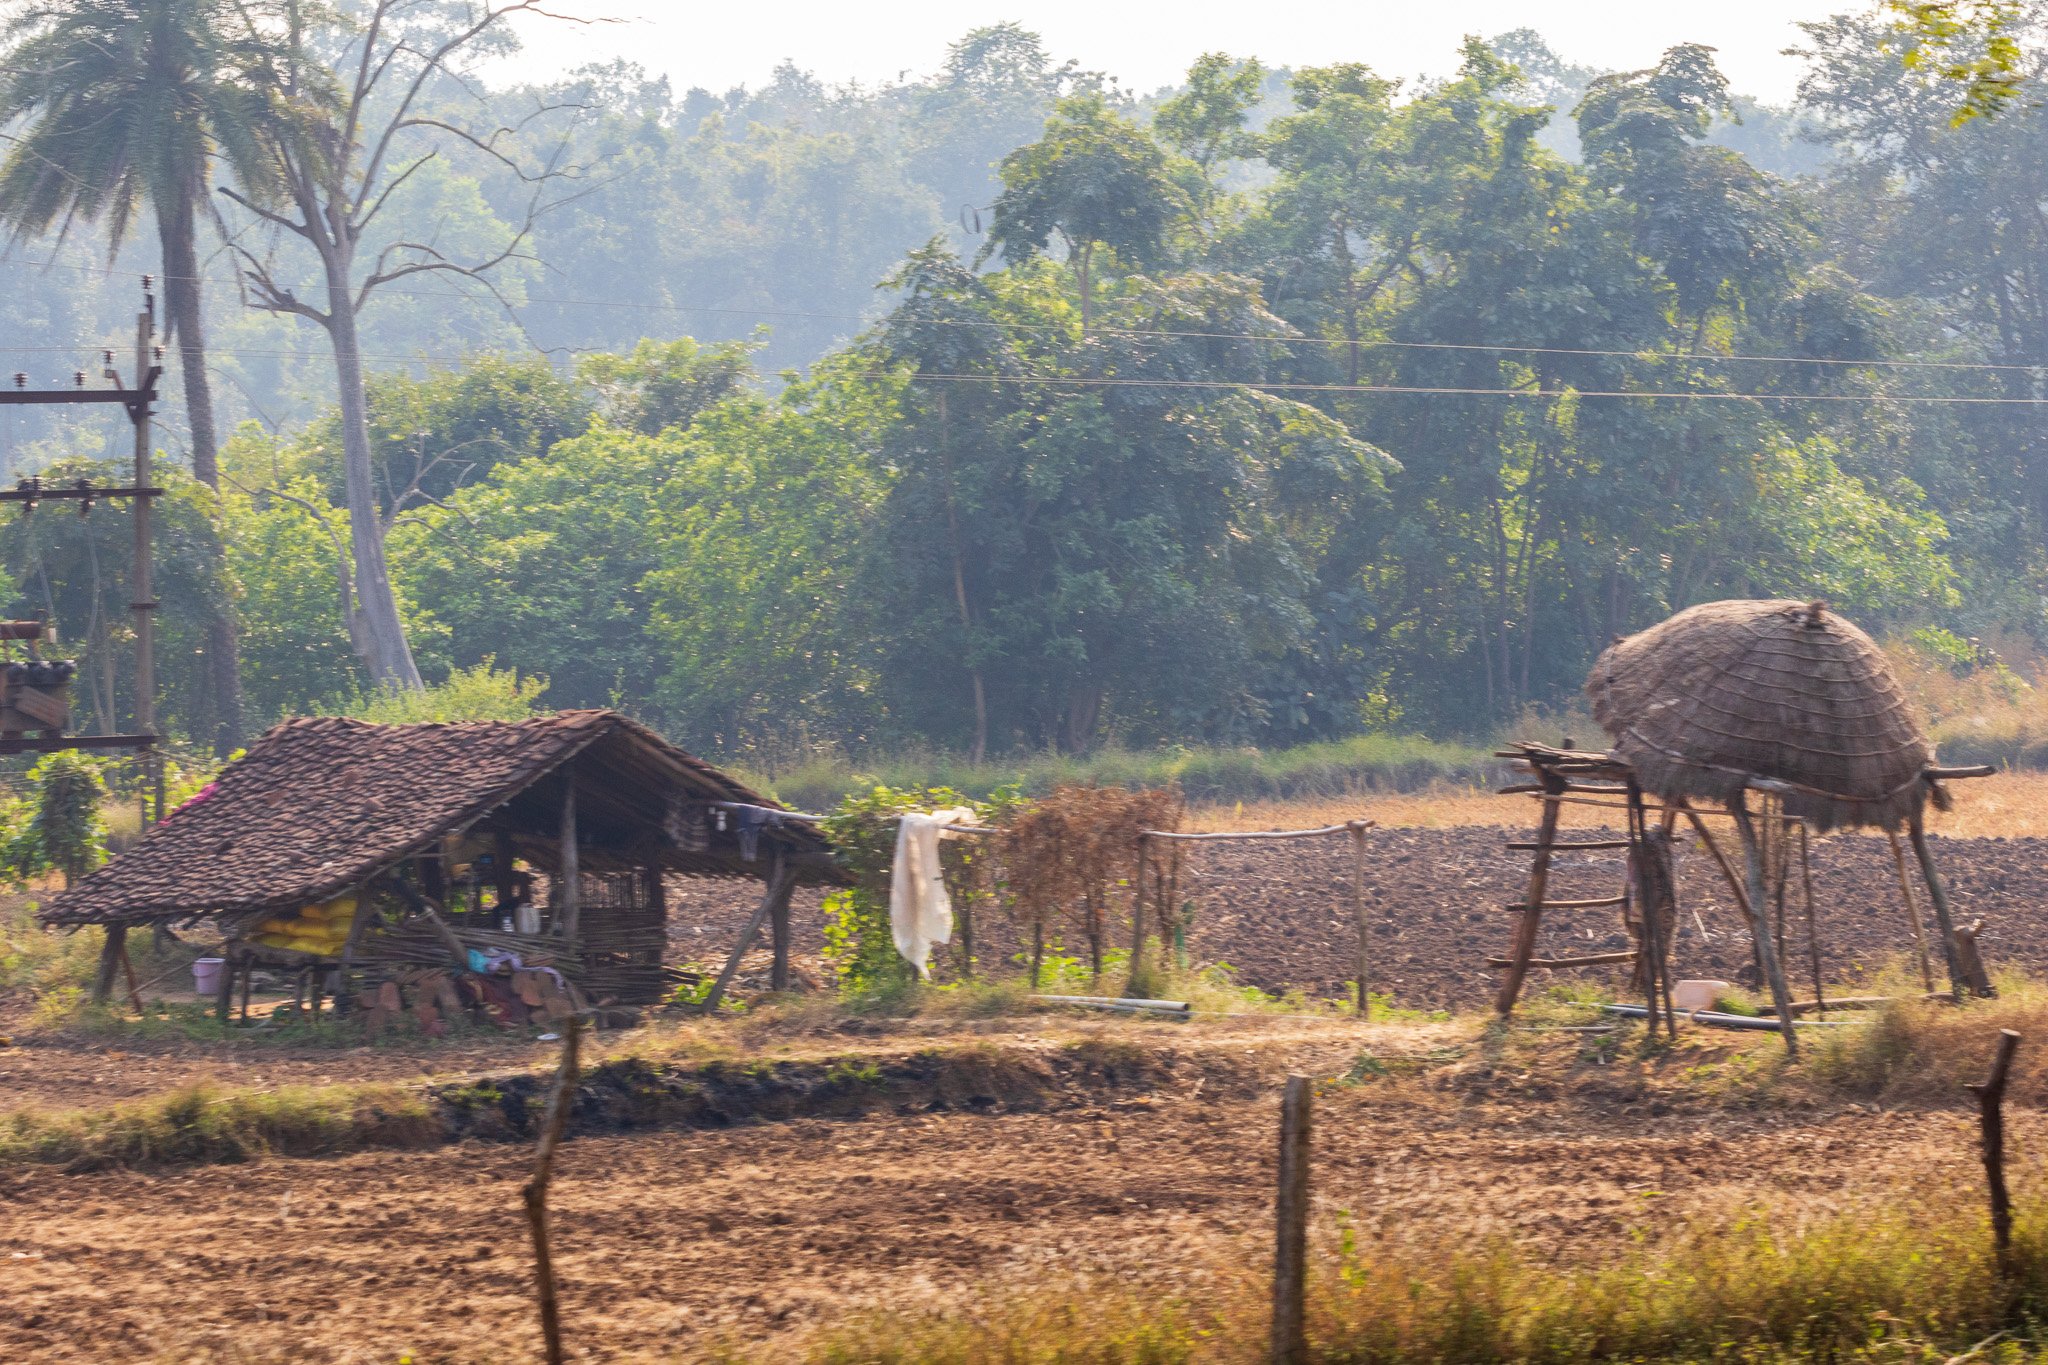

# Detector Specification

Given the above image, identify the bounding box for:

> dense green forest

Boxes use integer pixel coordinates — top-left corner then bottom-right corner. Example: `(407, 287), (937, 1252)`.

(0, 1), (2042, 767)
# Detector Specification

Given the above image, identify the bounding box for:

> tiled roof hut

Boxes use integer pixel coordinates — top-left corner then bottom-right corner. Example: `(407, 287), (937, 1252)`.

(40, 709), (835, 1016)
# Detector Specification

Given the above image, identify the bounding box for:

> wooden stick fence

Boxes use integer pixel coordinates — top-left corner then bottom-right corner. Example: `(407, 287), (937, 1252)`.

(524, 1016), (583, 1365)
(1968, 1029), (2022, 1276)
(1148, 820), (1379, 1017)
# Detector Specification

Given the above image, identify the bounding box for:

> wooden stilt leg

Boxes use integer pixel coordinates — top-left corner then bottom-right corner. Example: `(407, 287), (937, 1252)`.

(1495, 771), (1565, 1018)
(1798, 823), (1824, 1018)
(1908, 807), (1970, 1000)
(1679, 803), (1755, 926)
(1887, 828), (1935, 993)
(239, 957), (254, 1023)
(1628, 788), (1678, 1038)
(1730, 798), (1798, 1056)
(1627, 787), (1659, 1036)
(1768, 805), (1792, 975)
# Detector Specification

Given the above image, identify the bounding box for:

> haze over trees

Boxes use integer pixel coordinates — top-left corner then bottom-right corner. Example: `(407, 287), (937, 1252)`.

(0, 2), (2043, 763)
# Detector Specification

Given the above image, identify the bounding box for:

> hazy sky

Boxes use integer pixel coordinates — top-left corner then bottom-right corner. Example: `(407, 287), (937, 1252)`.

(500, 0), (1866, 104)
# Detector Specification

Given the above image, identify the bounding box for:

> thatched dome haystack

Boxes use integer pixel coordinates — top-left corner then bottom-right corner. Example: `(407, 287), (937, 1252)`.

(1586, 599), (1935, 831)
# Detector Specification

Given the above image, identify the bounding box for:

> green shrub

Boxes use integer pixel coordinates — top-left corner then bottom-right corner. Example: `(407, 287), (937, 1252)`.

(333, 659), (549, 724)
(30, 751), (107, 887)
(819, 785), (1006, 1000)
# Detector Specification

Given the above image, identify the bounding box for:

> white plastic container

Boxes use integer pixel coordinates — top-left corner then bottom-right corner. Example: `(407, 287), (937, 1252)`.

(1671, 979), (1731, 1013)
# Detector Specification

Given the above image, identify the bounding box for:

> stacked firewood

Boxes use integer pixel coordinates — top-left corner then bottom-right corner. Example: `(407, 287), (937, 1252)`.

(353, 964), (590, 1035)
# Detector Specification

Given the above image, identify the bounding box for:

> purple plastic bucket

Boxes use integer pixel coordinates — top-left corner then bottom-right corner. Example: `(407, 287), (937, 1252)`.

(192, 957), (226, 996)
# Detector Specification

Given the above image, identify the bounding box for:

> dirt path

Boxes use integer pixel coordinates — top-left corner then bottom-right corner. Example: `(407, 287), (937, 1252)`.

(0, 1024), (2020, 1364)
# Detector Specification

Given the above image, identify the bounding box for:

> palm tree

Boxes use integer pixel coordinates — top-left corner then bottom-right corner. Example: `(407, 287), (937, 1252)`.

(0, 0), (278, 748)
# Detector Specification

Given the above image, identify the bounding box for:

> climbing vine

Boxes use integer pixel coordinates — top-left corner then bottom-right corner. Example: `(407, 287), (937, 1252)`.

(819, 785), (1009, 996)
(33, 752), (107, 887)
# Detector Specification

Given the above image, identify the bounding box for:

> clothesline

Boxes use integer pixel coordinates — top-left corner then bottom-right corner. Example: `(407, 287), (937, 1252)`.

(716, 800), (1372, 844)
(1146, 821), (1372, 842)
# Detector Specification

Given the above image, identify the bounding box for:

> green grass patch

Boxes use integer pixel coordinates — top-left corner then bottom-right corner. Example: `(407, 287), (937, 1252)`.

(0, 1082), (438, 1170)
(750, 733), (1494, 811)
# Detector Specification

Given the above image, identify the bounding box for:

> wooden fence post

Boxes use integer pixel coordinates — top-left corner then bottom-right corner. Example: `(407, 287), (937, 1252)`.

(1127, 832), (1150, 995)
(1350, 822), (1370, 1019)
(524, 1015), (583, 1365)
(1271, 1074), (1312, 1365)
(1967, 1029), (2022, 1275)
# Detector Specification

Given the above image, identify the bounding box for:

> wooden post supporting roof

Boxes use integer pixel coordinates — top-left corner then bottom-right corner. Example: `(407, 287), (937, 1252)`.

(770, 864), (791, 991)
(92, 924), (126, 1005)
(1730, 797), (1799, 1056)
(495, 830), (516, 921)
(704, 852), (793, 1013)
(558, 769), (580, 940)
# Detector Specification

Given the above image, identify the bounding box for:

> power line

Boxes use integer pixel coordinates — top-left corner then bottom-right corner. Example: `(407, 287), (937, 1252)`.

(10, 253), (2042, 379)
(869, 371), (2048, 406)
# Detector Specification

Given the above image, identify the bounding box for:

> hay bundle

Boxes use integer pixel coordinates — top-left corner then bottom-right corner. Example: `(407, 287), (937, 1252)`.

(1586, 599), (1936, 831)
(997, 784), (1183, 979)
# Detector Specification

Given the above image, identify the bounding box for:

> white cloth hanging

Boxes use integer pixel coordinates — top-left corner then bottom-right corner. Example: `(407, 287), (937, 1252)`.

(889, 807), (977, 978)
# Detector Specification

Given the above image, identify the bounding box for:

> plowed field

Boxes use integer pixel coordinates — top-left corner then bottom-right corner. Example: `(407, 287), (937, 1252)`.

(667, 826), (2048, 1009)
(0, 1019), (2019, 1364)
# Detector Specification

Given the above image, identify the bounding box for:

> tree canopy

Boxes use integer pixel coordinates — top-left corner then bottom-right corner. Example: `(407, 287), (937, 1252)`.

(0, 18), (2041, 763)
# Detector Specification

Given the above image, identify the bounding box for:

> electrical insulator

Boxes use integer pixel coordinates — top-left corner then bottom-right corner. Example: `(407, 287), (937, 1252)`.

(73, 371), (84, 389)
(10, 374), (23, 389)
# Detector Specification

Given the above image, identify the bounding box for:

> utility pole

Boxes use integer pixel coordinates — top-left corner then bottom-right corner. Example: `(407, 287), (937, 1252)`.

(131, 286), (161, 822)
(0, 279), (164, 774)
(0, 280), (166, 1004)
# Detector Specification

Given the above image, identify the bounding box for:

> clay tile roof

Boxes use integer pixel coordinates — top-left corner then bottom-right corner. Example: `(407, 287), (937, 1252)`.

(39, 709), (824, 927)
(1585, 599), (1934, 832)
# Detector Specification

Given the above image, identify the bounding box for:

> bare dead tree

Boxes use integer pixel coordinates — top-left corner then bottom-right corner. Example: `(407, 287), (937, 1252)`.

(218, 0), (594, 688)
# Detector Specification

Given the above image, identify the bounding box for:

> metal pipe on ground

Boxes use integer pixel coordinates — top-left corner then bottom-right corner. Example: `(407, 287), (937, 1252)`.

(1034, 994), (1192, 1019)
(1599, 1003), (1851, 1031)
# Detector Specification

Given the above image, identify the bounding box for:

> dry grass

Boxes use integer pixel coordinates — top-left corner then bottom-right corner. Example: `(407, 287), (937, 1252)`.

(793, 1175), (2048, 1364)
(1809, 970), (2048, 1107)
(1186, 770), (2048, 839)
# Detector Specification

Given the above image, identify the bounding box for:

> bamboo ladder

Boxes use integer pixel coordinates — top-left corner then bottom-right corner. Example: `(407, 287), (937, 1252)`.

(1490, 744), (1680, 1034)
